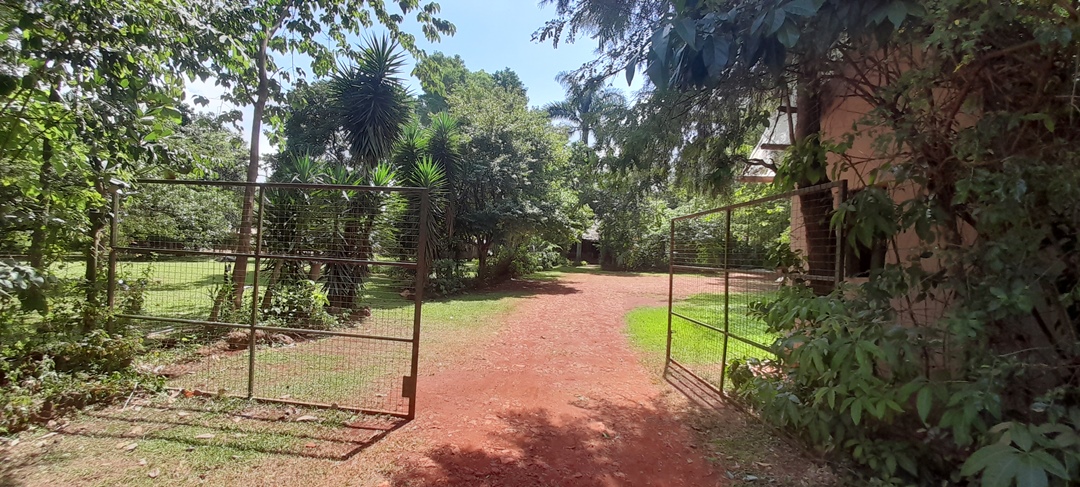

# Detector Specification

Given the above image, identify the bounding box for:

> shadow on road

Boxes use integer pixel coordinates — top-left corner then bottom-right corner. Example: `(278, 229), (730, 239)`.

(392, 397), (721, 487)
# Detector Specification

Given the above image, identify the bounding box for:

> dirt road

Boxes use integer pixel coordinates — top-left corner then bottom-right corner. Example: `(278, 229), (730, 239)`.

(384, 271), (724, 486)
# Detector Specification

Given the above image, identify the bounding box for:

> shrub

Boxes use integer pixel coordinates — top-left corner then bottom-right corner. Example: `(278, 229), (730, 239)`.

(261, 280), (338, 330)
(428, 259), (472, 296)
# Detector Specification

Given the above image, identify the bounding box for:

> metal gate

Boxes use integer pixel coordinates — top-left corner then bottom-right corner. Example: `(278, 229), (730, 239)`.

(107, 180), (429, 418)
(665, 181), (846, 399)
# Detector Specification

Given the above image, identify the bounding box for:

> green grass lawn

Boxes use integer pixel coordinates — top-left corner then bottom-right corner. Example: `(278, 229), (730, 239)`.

(626, 293), (778, 387)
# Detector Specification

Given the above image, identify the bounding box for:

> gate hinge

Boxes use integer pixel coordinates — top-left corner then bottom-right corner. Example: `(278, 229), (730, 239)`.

(402, 376), (416, 398)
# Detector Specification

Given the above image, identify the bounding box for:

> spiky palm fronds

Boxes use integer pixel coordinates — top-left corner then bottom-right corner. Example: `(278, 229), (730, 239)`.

(392, 120), (429, 171)
(331, 35), (413, 169)
(545, 73), (628, 146)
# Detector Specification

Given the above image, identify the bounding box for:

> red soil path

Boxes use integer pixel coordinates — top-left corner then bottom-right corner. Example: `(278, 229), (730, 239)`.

(389, 271), (725, 486)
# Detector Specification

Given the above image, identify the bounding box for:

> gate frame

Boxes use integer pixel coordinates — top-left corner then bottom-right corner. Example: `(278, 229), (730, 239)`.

(107, 179), (431, 419)
(664, 180), (847, 397)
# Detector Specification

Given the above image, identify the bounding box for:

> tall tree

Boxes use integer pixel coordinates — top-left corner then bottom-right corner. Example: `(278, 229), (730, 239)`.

(448, 73), (585, 277)
(544, 73), (627, 147)
(412, 52), (470, 121)
(322, 36), (414, 309)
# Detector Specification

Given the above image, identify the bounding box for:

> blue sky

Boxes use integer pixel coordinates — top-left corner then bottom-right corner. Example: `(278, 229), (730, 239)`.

(188, 0), (642, 155)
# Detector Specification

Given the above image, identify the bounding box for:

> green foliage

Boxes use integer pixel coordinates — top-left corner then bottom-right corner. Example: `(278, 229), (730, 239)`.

(0, 259), (47, 313)
(121, 184), (242, 249)
(262, 280), (339, 331)
(445, 69), (588, 279)
(428, 259), (472, 296)
(501, 239), (570, 278)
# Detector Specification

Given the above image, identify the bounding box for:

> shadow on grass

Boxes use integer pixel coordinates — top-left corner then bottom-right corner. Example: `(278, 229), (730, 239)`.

(46, 400), (407, 463)
(423, 276), (583, 305)
(533, 265), (667, 278)
(391, 397), (720, 486)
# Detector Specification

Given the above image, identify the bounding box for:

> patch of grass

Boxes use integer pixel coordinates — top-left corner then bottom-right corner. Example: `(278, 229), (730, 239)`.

(626, 293), (777, 366)
(522, 264), (670, 281)
(421, 289), (524, 328)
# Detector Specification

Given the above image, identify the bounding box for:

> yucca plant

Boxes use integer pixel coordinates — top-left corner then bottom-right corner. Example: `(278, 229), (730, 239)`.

(425, 113), (464, 255)
(405, 158), (447, 266)
(331, 35), (413, 169)
(321, 35), (412, 310)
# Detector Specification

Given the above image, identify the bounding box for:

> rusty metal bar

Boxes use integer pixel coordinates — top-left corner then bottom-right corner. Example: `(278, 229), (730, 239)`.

(835, 180), (848, 285)
(671, 312), (773, 353)
(174, 388), (410, 418)
(665, 219), (675, 375)
(112, 247), (419, 269)
(117, 314), (249, 329)
(672, 181), (844, 222)
(135, 178), (427, 193)
(671, 264), (835, 280)
(719, 209), (732, 393)
(117, 314), (415, 342)
(106, 191), (120, 313)
(670, 264), (725, 273)
(407, 189), (430, 419)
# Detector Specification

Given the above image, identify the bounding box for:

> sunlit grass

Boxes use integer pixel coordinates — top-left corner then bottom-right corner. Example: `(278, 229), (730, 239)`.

(625, 293), (777, 366)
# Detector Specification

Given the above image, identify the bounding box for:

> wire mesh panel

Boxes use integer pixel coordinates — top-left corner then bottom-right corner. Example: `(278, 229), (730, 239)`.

(666, 182), (845, 397)
(110, 180), (429, 417)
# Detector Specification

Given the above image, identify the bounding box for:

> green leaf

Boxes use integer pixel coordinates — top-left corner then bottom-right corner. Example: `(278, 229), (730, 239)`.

(776, 20), (800, 48)
(674, 17), (697, 49)
(768, 9), (786, 35)
(1015, 455), (1049, 487)
(712, 36), (731, 69)
(1027, 450), (1068, 479)
(851, 399), (863, 425)
(916, 387), (932, 423)
(783, 0), (820, 16)
(1012, 425), (1034, 452)
(961, 444), (1016, 477)
(886, 1), (907, 28)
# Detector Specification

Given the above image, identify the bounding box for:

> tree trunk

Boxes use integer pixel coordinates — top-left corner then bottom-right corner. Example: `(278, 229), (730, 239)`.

(28, 86), (61, 270)
(231, 28), (273, 309)
(477, 239), (490, 279)
(261, 261), (282, 310)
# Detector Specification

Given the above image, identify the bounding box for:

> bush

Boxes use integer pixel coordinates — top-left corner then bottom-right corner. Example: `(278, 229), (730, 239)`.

(0, 327), (150, 434)
(428, 259), (472, 296)
(743, 277), (1080, 485)
(42, 330), (143, 373)
(506, 240), (568, 277)
(261, 280), (338, 330)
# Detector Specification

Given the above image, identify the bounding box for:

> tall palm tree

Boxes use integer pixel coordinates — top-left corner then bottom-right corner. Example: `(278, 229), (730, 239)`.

(331, 35), (413, 169)
(322, 36), (412, 310)
(544, 72), (627, 147)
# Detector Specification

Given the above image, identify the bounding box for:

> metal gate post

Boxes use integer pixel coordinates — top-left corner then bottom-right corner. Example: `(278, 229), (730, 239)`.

(665, 219), (675, 375)
(719, 209), (732, 394)
(406, 189), (430, 419)
(247, 185), (265, 399)
(106, 190), (120, 315)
